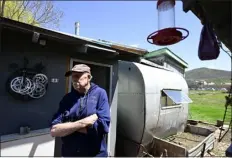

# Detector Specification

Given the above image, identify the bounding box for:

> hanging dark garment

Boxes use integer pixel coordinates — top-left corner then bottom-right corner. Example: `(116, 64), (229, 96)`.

(198, 23), (220, 60)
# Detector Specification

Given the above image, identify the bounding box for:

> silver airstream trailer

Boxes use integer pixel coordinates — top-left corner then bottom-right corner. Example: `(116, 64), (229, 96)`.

(116, 60), (192, 157)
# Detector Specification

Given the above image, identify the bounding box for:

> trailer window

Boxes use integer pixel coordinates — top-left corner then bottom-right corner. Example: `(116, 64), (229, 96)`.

(161, 89), (192, 107)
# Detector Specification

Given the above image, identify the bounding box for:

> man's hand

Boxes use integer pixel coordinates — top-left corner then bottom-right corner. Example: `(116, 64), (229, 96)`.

(78, 128), (87, 134)
(51, 122), (77, 137)
(76, 114), (98, 134)
(79, 114), (98, 126)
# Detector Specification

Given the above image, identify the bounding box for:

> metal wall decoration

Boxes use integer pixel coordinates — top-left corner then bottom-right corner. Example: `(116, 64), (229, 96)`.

(6, 57), (48, 101)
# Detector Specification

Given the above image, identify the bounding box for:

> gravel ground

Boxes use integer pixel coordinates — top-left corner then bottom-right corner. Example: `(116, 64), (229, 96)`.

(206, 128), (231, 157)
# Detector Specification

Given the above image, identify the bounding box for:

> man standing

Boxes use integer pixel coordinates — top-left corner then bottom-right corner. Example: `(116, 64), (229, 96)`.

(50, 64), (110, 157)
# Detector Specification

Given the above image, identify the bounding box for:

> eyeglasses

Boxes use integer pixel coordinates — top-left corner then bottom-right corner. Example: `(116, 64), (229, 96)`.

(72, 76), (88, 85)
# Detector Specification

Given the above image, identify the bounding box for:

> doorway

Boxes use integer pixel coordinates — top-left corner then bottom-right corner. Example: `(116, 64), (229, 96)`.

(69, 58), (113, 155)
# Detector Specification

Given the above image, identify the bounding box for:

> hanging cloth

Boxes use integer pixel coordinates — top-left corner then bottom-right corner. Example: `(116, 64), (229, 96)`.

(198, 23), (220, 60)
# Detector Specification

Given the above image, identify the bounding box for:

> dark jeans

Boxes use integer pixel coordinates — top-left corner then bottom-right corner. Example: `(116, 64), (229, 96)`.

(226, 143), (232, 157)
(95, 151), (108, 157)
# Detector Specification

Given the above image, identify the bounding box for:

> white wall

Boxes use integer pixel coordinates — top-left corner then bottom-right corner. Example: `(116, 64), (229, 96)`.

(1, 134), (55, 156)
(149, 56), (186, 77)
(164, 58), (185, 77)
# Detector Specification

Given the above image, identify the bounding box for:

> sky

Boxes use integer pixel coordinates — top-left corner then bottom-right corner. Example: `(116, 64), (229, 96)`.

(53, 1), (230, 71)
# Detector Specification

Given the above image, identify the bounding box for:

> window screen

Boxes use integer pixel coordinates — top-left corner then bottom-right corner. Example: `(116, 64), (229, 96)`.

(162, 89), (192, 105)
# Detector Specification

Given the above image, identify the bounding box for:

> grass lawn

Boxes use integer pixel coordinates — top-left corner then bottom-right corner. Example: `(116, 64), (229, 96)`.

(189, 90), (230, 124)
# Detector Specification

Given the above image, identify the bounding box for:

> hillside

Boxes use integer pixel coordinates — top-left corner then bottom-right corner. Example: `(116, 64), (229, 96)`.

(186, 68), (231, 84)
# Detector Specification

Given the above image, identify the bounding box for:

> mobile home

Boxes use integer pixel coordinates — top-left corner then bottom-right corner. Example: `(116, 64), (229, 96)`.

(0, 17), (191, 157)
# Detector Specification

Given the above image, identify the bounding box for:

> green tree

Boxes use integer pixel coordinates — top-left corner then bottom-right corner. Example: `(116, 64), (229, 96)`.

(0, 1), (63, 29)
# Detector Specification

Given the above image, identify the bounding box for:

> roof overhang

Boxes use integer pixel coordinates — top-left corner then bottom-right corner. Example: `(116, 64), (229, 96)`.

(144, 48), (188, 68)
(181, 0), (232, 52)
(85, 44), (118, 54)
(0, 17), (148, 58)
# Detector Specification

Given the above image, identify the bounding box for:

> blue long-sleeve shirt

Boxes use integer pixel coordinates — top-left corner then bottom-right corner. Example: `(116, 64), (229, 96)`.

(50, 83), (110, 157)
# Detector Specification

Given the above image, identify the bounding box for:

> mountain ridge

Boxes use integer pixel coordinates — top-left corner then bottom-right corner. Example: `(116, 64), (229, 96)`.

(186, 67), (231, 84)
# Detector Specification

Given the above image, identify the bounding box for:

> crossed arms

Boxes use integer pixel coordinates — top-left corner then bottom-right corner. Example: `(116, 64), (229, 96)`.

(50, 89), (110, 137)
(50, 114), (98, 137)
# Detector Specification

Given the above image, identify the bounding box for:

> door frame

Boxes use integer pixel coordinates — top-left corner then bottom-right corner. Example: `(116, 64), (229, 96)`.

(69, 58), (114, 155)
(69, 58), (113, 102)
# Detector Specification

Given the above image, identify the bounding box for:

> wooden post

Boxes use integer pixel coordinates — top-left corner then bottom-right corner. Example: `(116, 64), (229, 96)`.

(0, 18), (2, 55)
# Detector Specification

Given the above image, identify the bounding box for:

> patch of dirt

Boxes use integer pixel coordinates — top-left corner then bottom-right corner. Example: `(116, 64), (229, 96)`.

(188, 122), (231, 157)
(196, 122), (218, 131)
(161, 122), (231, 157)
(165, 132), (207, 150)
(165, 123), (231, 157)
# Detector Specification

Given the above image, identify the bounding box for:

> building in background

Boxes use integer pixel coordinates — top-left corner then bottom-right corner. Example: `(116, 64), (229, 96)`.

(144, 48), (188, 77)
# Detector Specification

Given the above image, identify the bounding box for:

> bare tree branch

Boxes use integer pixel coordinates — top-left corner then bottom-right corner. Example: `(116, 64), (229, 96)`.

(17, 1), (30, 21)
(9, 1), (21, 18)
(1, 1), (63, 29)
(35, 2), (53, 23)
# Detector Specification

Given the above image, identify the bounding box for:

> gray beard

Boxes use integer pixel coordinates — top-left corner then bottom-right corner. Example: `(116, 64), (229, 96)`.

(75, 83), (89, 94)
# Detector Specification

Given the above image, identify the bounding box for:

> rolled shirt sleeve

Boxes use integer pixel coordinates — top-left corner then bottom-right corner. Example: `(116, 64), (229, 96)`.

(87, 89), (110, 136)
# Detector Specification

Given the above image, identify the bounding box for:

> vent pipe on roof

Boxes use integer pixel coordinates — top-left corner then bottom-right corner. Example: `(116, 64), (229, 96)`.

(75, 22), (80, 36)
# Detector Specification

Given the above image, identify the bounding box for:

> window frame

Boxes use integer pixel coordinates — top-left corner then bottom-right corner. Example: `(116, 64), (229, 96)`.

(160, 89), (191, 109)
